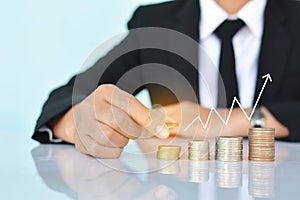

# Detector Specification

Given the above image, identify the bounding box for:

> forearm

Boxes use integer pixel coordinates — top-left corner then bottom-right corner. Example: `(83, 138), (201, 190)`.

(221, 107), (289, 138)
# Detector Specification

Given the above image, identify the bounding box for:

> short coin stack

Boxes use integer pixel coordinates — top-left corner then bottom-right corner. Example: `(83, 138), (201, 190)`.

(248, 128), (275, 162)
(215, 136), (243, 161)
(188, 140), (210, 160)
(156, 145), (181, 160)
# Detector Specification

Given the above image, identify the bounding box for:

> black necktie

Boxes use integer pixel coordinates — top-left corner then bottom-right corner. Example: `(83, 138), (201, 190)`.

(214, 19), (245, 108)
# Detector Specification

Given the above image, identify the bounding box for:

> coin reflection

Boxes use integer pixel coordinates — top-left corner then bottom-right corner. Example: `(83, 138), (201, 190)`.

(215, 161), (243, 188)
(188, 160), (209, 183)
(248, 161), (275, 198)
(158, 160), (180, 175)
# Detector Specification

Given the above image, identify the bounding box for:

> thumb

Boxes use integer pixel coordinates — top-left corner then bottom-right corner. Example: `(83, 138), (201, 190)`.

(127, 96), (170, 139)
(106, 85), (170, 138)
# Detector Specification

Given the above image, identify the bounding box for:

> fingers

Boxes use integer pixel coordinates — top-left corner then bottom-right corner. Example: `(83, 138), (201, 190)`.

(97, 84), (150, 126)
(93, 122), (129, 148)
(147, 108), (170, 139)
(96, 101), (143, 139)
(96, 84), (170, 138)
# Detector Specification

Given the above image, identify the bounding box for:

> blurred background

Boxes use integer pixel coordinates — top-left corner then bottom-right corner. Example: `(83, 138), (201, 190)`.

(0, 1), (170, 198)
(0, 0), (169, 135)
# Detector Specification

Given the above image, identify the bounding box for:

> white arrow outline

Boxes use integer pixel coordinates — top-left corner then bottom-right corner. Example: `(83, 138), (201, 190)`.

(184, 73), (273, 132)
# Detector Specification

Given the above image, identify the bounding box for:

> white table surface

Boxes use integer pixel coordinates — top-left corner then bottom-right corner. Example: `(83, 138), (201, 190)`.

(1, 132), (300, 200)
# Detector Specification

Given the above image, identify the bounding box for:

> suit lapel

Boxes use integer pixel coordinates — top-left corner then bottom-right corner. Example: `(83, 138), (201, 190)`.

(255, 0), (291, 104)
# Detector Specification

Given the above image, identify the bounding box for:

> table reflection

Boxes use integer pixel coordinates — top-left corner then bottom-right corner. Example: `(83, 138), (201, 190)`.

(31, 145), (177, 200)
(31, 142), (300, 200)
(188, 160), (210, 183)
(248, 161), (275, 198)
(215, 161), (243, 188)
(158, 160), (180, 175)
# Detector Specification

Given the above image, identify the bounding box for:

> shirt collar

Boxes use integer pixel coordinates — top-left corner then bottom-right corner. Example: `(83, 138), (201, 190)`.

(200, 0), (267, 40)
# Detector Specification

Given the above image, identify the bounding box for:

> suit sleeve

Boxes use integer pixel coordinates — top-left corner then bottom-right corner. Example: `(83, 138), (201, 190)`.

(32, 7), (144, 143)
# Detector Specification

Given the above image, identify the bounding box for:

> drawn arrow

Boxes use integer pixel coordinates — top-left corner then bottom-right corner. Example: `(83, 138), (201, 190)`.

(184, 73), (273, 132)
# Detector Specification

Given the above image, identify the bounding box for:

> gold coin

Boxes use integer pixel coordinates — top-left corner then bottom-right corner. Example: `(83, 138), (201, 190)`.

(166, 122), (179, 130)
(157, 145), (181, 160)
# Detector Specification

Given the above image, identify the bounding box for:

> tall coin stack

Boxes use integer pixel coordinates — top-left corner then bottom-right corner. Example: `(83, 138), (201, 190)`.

(215, 137), (243, 161)
(248, 128), (275, 162)
(188, 140), (210, 160)
(157, 145), (181, 160)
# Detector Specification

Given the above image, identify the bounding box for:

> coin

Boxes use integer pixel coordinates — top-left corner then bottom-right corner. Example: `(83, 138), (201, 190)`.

(157, 145), (181, 160)
(215, 136), (243, 162)
(188, 140), (210, 160)
(248, 128), (275, 162)
(166, 122), (179, 130)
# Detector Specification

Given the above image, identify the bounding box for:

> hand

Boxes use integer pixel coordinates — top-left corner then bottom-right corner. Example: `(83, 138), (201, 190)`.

(162, 101), (211, 138)
(52, 84), (170, 158)
(161, 101), (245, 138)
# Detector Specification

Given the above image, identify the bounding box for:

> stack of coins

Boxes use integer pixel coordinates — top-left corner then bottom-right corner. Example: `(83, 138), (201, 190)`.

(215, 137), (243, 161)
(156, 145), (181, 160)
(248, 128), (275, 162)
(188, 140), (210, 160)
(215, 161), (243, 188)
(248, 161), (275, 198)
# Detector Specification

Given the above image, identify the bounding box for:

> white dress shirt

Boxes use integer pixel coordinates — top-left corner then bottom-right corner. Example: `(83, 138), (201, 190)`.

(199, 0), (267, 108)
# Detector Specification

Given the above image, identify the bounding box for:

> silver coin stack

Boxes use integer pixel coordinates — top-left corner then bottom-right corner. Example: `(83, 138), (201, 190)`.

(188, 140), (210, 160)
(215, 137), (243, 161)
(248, 128), (275, 162)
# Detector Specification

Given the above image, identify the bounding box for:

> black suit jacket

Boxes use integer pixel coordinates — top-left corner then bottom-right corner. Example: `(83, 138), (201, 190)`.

(33, 0), (300, 142)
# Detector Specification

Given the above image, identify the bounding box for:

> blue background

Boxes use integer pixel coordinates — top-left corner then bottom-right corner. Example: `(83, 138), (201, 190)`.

(0, 0), (168, 135)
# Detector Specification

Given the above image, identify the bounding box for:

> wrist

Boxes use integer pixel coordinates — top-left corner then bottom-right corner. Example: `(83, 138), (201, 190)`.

(50, 108), (76, 143)
(261, 106), (289, 138)
(250, 106), (265, 127)
(222, 108), (252, 136)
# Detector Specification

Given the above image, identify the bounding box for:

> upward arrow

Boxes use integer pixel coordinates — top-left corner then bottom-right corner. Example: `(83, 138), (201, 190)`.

(184, 73), (273, 132)
(249, 73), (272, 119)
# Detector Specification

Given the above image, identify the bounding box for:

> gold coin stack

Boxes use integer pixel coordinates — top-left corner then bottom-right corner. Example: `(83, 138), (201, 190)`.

(188, 140), (210, 160)
(215, 137), (243, 161)
(156, 145), (181, 160)
(248, 128), (275, 162)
